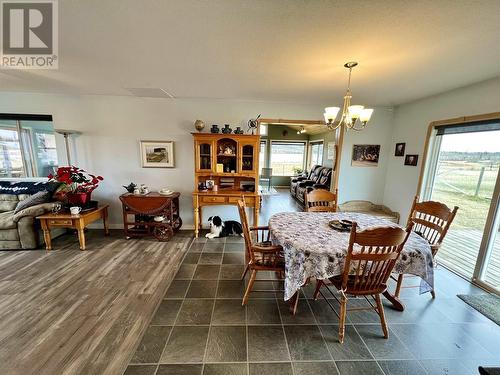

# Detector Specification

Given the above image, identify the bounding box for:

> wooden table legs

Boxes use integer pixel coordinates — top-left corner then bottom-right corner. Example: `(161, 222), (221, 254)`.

(38, 206), (109, 251)
(41, 220), (52, 251)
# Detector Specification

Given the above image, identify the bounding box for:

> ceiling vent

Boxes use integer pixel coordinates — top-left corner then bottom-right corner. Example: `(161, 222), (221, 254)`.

(126, 88), (175, 98)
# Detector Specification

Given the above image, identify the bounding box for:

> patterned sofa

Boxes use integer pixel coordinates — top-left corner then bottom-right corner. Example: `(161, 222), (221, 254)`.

(0, 181), (59, 249)
(290, 165), (333, 205)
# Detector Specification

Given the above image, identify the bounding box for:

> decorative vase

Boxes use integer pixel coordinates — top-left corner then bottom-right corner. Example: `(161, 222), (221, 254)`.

(194, 119), (205, 132)
(222, 124), (232, 134)
(66, 191), (91, 206)
(234, 126), (243, 134)
(210, 124), (220, 133)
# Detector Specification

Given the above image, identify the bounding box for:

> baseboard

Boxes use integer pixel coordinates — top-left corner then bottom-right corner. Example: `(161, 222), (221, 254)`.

(86, 223), (197, 230)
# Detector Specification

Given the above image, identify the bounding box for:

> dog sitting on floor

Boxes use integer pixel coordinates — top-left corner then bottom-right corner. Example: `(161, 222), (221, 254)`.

(206, 216), (243, 238)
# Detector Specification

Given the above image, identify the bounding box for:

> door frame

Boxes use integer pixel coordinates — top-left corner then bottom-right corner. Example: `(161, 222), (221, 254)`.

(417, 111), (500, 293)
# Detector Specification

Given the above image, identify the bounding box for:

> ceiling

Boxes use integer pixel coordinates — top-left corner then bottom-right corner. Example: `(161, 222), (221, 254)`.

(1, 0), (500, 106)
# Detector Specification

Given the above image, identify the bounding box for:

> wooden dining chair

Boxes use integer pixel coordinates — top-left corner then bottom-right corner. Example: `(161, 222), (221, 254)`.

(394, 195), (458, 299)
(305, 188), (338, 212)
(237, 199), (285, 305)
(313, 222), (413, 343)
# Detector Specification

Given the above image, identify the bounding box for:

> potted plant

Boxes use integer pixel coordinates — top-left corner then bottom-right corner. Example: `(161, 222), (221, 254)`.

(48, 166), (103, 206)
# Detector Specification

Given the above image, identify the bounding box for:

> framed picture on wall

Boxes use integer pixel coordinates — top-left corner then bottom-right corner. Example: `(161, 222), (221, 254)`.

(395, 142), (405, 156)
(327, 142), (336, 160)
(351, 144), (380, 167)
(140, 140), (175, 168)
(404, 154), (419, 166)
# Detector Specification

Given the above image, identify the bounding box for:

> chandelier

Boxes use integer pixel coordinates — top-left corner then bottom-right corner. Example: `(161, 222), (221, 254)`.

(324, 62), (373, 131)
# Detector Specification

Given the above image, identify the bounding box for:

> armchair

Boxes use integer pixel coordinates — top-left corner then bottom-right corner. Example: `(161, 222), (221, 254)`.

(291, 165), (333, 205)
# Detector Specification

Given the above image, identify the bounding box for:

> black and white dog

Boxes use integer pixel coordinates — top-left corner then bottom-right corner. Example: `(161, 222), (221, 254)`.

(206, 216), (243, 238)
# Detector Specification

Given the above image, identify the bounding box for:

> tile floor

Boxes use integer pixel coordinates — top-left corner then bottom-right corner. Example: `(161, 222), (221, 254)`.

(124, 234), (500, 375)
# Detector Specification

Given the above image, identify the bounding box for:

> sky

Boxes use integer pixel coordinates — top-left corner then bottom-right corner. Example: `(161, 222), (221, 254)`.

(440, 130), (500, 152)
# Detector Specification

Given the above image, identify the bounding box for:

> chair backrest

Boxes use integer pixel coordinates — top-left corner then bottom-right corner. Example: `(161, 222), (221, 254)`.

(342, 222), (413, 294)
(307, 165), (321, 179)
(237, 199), (260, 265)
(261, 168), (272, 178)
(305, 188), (338, 212)
(406, 195), (458, 247)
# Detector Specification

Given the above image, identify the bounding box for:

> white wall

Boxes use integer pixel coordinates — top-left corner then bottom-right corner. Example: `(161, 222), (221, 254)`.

(0, 92), (328, 227)
(338, 107), (394, 204)
(383, 76), (500, 221)
(0, 91), (398, 228)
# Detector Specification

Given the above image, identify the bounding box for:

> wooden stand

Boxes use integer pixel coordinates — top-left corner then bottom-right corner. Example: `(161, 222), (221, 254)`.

(37, 205), (109, 251)
(119, 192), (182, 241)
(192, 133), (260, 237)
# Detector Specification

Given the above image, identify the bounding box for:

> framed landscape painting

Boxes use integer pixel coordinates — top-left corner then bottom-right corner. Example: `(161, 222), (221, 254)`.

(352, 144), (380, 167)
(140, 140), (174, 168)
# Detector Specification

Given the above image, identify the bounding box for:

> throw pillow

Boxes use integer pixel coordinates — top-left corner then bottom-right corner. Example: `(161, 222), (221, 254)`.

(0, 181), (61, 197)
(14, 190), (50, 213)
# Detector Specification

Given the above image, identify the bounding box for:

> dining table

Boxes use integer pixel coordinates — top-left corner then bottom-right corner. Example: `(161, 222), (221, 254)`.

(268, 211), (434, 312)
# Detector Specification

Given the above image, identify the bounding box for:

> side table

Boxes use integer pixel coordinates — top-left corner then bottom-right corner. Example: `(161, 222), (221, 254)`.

(37, 205), (110, 250)
(119, 192), (182, 241)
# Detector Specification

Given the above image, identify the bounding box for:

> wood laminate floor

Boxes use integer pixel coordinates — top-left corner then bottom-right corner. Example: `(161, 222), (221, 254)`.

(0, 229), (192, 375)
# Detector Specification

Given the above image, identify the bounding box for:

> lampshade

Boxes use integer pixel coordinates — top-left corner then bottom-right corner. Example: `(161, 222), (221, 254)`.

(348, 105), (364, 120)
(360, 108), (374, 123)
(324, 107), (340, 122)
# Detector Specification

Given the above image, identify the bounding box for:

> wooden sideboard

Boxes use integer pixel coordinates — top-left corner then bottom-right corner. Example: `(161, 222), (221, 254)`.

(192, 133), (260, 237)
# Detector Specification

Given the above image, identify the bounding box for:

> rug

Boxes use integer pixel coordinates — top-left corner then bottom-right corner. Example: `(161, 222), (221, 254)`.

(457, 294), (500, 326)
(259, 186), (279, 195)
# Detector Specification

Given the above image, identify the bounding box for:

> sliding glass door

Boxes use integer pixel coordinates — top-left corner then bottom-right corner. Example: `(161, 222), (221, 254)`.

(422, 121), (500, 292)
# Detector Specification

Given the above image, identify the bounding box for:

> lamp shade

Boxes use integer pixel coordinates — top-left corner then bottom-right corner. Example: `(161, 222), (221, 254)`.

(324, 107), (340, 122)
(348, 105), (364, 119)
(360, 108), (374, 123)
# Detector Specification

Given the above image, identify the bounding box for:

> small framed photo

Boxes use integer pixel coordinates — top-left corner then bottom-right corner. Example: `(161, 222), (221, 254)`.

(395, 142), (405, 156)
(404, 154), (419, 166)
(140, 141), (174, 168)
(205, 179), (215, 189)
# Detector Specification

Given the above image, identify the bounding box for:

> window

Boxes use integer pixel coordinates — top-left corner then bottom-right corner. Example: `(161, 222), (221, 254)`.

(259, 124), (267, 136)
(309, 141), (324, 168)
(420, 118), (500, 291)
(0, 115), (58, 178)
(270, 141), (306, 176)
(259, 140), (266, 169)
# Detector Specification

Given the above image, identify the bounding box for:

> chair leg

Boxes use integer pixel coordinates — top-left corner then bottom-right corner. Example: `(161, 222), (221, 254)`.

(313, 280), (324, 300)
(375, 294), (389, 339)
(241, 263), (249, 280)
(242, 269), (257, 306)
(338, 294), (347, 344)
(394, 274), (404, 298)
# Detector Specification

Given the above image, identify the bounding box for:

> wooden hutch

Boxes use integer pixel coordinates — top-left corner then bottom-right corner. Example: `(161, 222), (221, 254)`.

(192, 133), (260, 237)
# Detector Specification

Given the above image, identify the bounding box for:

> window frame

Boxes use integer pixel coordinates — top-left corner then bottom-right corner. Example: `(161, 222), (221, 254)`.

(269, 139), (307, 177)
(308, 140), (324, 169)
(0, 114), (57, 179)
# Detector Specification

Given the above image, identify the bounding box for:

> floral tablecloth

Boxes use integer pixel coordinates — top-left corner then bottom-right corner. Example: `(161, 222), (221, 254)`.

(269, 212), (434, 301)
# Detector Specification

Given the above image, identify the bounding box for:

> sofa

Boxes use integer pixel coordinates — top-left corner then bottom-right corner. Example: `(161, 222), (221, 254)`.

(0, 181), (60, 249)
(338, 200), (400, 223)
(290, 165), (333, 205)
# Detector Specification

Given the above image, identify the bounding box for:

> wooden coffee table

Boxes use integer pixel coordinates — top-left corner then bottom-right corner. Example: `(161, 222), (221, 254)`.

(37, 205), (110, 251)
